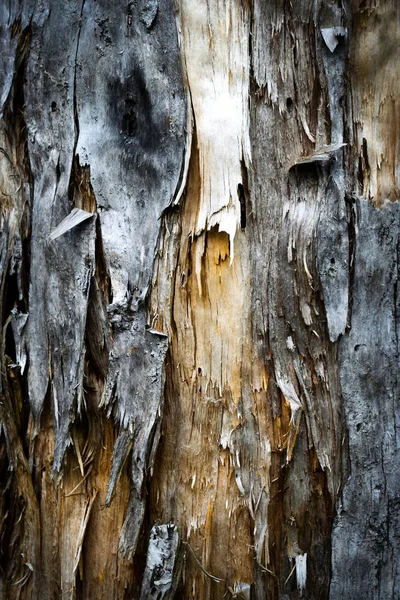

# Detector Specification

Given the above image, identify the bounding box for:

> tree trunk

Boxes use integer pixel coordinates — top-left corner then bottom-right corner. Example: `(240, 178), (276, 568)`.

(0, 1), (399, 598)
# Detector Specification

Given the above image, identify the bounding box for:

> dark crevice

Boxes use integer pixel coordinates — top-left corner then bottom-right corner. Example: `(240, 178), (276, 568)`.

(94, 216), (112, 304)
(357, 155), (363, 195)
(55, 154), (61, 187)
(51, 153), (62, 212)
(72, 0), (86, 147)
(238, 183), (247, 230)
(68, 0), (86, 206)
(286, 97), (294, 112)
(358, 137), (371, 199)
(345, 194), (357, 333)
(248, 0), (254, 81)
(361, 137), (370, 173)
(394, 220), (400, 366)
(239, 159), (250, 230)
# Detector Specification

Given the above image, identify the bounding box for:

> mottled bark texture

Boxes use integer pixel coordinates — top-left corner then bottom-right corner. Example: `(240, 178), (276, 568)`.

(0, 1), (399, 598)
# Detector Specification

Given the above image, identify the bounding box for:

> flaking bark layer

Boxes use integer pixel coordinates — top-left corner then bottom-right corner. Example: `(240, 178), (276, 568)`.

(0, 1), (399, 598)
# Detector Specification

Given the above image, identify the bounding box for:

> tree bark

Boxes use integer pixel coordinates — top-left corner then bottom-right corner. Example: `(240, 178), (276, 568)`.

(0, 1), (399, 598)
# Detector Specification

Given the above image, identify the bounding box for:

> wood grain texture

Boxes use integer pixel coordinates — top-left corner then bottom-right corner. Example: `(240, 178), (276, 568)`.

(0, 0), (399, 598)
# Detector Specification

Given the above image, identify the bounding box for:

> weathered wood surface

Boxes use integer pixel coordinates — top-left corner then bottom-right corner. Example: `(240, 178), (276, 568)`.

(0, 0), (399, 598)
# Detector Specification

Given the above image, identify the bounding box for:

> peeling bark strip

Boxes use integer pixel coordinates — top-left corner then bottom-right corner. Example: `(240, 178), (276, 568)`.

(0, 1), (400, 599)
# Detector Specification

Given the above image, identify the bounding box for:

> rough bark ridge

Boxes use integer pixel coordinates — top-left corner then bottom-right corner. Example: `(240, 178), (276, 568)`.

(0, 0), (399, 599)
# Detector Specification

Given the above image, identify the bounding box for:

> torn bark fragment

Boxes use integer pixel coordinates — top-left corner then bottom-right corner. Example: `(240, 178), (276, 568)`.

(321, 27), (347, 53)
(291, 143), (346, 167)
(140, 524), (180, 600)
(48, 207), (94, 241)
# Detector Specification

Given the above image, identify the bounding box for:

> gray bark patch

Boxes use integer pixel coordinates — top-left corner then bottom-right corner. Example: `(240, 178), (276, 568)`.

(331, 198), (400, 599)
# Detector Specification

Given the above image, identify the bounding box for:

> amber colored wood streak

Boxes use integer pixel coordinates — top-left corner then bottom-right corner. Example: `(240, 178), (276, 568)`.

(351, 2), (400, 205)
(150, 131), (258, 596)
(31, 404), (134, 600)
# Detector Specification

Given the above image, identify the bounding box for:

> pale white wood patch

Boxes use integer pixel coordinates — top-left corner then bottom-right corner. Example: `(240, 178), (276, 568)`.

(178, 0), (251, 260)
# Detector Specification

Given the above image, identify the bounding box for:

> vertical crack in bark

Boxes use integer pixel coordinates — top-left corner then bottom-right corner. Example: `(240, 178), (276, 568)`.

(72, 0), (86, 154)
(358, 137), (371, 200)
(345, 193), (357, 333)
(394, 224), (400, 364)
(0, 20), (39, 596)
(238, 159), (250, 230)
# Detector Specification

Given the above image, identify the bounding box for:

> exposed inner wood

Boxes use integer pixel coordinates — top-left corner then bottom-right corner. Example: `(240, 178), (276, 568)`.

(0, 1), (399, 599)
